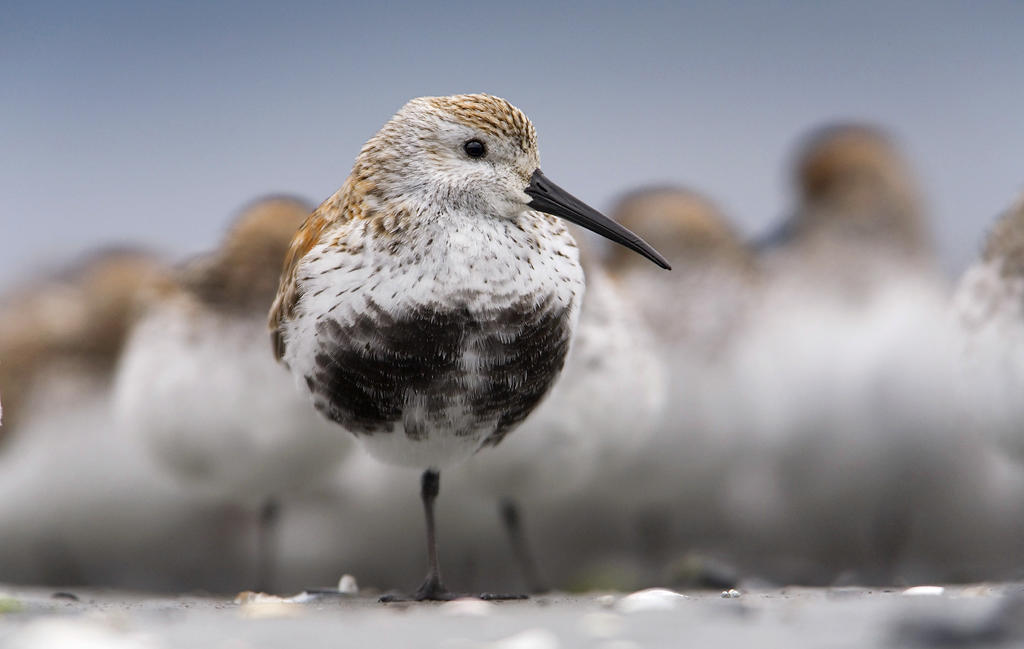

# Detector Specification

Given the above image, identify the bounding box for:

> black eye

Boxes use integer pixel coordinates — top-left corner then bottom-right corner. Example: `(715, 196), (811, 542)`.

(463, 139), (486, 158)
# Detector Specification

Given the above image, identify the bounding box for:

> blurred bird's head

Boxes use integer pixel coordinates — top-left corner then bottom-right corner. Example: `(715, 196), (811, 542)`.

(797, 125), (912, 204)
(791, 123), (931, 257)
(607, 187), (750, 273)
(181, 196), (312, 312)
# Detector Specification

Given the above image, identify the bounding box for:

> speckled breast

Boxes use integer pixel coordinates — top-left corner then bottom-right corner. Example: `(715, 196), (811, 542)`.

(305, 293), (572, 447)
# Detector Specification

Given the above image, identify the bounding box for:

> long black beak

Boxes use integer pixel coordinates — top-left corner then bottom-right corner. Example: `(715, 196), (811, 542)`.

(525, 169), (671, 270)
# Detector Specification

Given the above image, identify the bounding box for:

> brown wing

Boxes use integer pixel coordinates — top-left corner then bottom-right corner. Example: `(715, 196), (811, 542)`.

(268, 213), (330, 361)
(268, 186), (355, 362)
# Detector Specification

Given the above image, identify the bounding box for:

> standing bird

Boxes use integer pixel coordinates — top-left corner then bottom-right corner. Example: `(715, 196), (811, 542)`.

(270, 94), (669, 601)
(0, 248), (167, 440)
(114, 196), (353, 592)
(955, 193), (1024, 470)
(946, 192), (1024, 581)
(759, 123), (937, 296)
(608, 187), (754, 352)
(725, 125), (965, 584)
(604, 188), (755, 583)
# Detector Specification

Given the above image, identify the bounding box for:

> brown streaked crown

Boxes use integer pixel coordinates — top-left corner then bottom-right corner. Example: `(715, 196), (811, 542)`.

(426, 94), (537, 154)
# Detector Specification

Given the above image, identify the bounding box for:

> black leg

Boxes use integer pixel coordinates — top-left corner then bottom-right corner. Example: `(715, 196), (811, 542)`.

(499, 498), (549, 593)
(380, 470), (528, 603)
(254, 497), (280, 593)
(414, 469), (450, 599)
(381, 469), (453, 601)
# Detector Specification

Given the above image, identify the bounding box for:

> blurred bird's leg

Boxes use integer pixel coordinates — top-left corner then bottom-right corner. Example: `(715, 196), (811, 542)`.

(254, 497), (280, 593)
(634, 508), (672, 577)
(34, 538), (87, 587)
(868, 496), (912, 585)
(500, 498), (549, 594)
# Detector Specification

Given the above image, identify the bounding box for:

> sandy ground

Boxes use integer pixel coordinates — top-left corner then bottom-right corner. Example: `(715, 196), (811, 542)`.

(2, 582), (1023, 648)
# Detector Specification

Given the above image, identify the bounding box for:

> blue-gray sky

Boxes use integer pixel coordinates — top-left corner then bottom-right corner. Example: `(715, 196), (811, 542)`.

(2, 1), (1023, 287)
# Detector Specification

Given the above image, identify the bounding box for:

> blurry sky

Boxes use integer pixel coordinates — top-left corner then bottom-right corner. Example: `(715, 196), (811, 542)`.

(2, 1), (1023, 287)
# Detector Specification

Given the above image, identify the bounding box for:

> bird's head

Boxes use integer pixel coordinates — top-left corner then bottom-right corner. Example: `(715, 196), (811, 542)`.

(352, 93), (670, 269)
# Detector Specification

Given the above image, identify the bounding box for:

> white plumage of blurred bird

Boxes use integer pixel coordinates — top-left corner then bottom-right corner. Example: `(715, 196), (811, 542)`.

(113, 196), (354, 591)
(595, 187), (757, 585)
(951, 192), (1024, 567)
(719, 124), (998, 585)
(0, 249), (234, 591)
(954, 192), (1024, 450)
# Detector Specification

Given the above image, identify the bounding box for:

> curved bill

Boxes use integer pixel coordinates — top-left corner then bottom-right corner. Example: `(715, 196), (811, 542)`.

(525, 169), (671, 270)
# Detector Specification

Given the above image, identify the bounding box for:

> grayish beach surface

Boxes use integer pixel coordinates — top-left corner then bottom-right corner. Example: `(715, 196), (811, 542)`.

(2, 582), (1022, 648)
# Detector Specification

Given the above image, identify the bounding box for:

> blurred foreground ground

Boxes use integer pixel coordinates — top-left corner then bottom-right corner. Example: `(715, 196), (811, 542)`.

(2, 582), (1023, 649)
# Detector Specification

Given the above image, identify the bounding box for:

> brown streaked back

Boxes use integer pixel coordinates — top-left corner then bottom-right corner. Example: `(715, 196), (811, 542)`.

(180, 195), (313, 315)
(268, 187), (353, 362)
(0, 248), (168, 437)
(983, 193), (1024, 280)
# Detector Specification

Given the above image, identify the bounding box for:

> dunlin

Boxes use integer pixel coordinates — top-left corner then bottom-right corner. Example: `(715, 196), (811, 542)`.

(760, 123), (936, 294)
(953, 193), (1024, 573)
(609, 187), (754, 349)
(0, 249), (166, 439)
(719, 130), (966, 582)
(270, 93), (669, 600)
(604, 188), (755, 582)
(114, 196), (353, 591)
(955, 193), (1024, 459)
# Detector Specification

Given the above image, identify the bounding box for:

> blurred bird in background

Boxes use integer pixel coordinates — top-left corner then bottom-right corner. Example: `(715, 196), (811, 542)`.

(0, 248), (222, 589)
(112, 196), (354, 593)
(759, 124), (938, 294)
(0, 249), (167, 439)
(598, 188), (756, 588)
(952, 193), (1024, 575)
(719, 123), (1002, 585)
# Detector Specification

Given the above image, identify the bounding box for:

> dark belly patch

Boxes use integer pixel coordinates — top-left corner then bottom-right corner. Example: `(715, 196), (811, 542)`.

(307, 295), (571, 445)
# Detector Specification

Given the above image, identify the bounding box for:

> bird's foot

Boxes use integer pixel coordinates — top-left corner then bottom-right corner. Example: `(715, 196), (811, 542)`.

(380, 574), (453, 602)
(379, 576), (528, 602)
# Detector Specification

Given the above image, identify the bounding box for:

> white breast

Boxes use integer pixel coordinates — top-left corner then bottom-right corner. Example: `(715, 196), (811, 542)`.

(450, 263), (667, 499)
(279, 210), (586, 469)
